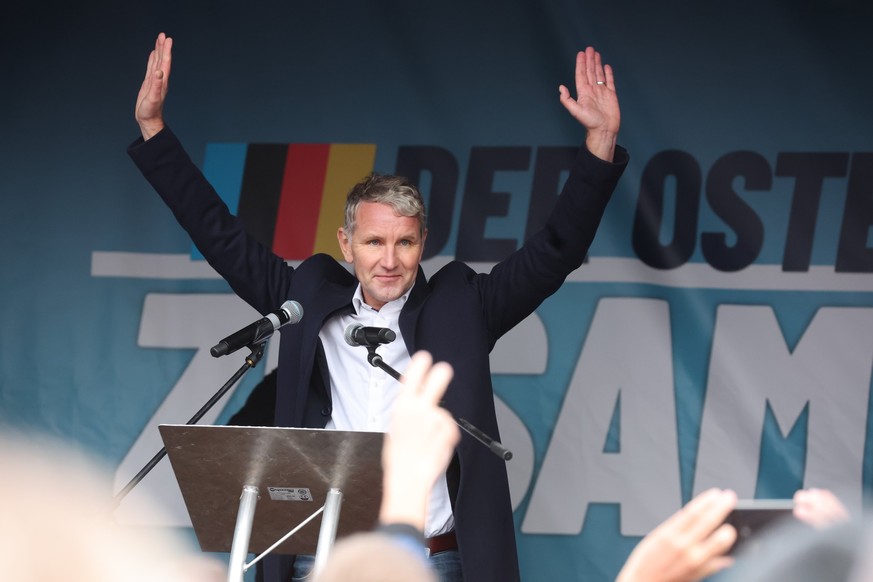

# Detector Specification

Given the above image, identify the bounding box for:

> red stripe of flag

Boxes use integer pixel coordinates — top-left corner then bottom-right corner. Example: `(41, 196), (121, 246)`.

(273, 144), (331, 260)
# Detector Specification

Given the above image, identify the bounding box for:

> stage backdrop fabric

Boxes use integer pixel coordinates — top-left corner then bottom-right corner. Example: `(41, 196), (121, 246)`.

(2, 1), (873, 580)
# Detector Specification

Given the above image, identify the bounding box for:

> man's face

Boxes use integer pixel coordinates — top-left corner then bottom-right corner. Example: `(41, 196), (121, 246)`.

(337, 201), (426, 310)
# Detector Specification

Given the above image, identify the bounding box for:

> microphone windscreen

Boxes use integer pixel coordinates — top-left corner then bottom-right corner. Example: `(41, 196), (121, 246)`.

(281, 300), (304, 325)
(344, 323), (362, 346)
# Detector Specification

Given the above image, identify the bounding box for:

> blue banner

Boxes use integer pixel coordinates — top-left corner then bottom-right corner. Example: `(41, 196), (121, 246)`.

(2, 2), (873, 580)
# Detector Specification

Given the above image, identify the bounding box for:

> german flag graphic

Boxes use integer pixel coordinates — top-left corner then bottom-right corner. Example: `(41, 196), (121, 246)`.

(202, 142), (377, 261)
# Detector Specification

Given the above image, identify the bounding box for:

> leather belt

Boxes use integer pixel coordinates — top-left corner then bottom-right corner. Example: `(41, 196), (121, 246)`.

(426, 530), (457, 555)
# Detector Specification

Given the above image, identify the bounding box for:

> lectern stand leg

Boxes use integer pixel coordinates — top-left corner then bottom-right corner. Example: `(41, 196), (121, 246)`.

(227, 485), (259, 582)
(313, 488), (344, 575)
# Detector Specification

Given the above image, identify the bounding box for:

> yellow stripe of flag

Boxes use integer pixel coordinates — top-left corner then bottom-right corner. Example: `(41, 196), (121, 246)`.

(313, 144), (378, 260)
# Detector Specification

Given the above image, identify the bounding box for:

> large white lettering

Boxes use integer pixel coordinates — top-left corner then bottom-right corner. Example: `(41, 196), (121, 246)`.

(693, 305), (873, 509)
(522, 298), (681, 536)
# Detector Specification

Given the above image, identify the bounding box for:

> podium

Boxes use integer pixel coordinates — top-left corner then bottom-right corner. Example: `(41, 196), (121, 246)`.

(159, 424), (384, 581)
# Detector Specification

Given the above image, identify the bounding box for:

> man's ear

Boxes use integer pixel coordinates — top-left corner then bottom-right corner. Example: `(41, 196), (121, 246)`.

(337, 227), (354, 263)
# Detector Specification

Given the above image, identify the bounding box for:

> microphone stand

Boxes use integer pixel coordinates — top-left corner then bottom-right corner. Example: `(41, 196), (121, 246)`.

(365, 347), (513, 461)
(110, 343), (266, 511)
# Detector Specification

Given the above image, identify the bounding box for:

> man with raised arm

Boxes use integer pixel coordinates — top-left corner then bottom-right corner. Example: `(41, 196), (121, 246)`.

(129, 32), (626, 582)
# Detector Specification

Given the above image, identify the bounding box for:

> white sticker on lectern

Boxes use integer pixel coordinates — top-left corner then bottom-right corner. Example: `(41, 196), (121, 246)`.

(267, 487), (313, 501)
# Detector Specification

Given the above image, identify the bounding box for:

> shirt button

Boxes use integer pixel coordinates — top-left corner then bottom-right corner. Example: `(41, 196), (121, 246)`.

(321, 407), (330, 416)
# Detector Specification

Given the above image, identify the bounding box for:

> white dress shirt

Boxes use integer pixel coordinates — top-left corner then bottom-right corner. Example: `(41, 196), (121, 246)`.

(319, 284), (454, 538)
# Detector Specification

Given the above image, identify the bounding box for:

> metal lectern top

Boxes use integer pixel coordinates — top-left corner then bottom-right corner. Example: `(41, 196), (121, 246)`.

(159, 424), (384, 556)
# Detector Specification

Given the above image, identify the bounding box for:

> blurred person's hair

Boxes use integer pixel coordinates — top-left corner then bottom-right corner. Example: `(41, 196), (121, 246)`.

(0, 431), (224, 582)
(724, 518), (863, 582)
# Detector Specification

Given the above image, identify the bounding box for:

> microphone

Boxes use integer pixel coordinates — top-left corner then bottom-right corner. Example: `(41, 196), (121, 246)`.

(344, 324), (396, 347)
(210, 300), (303, 357)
